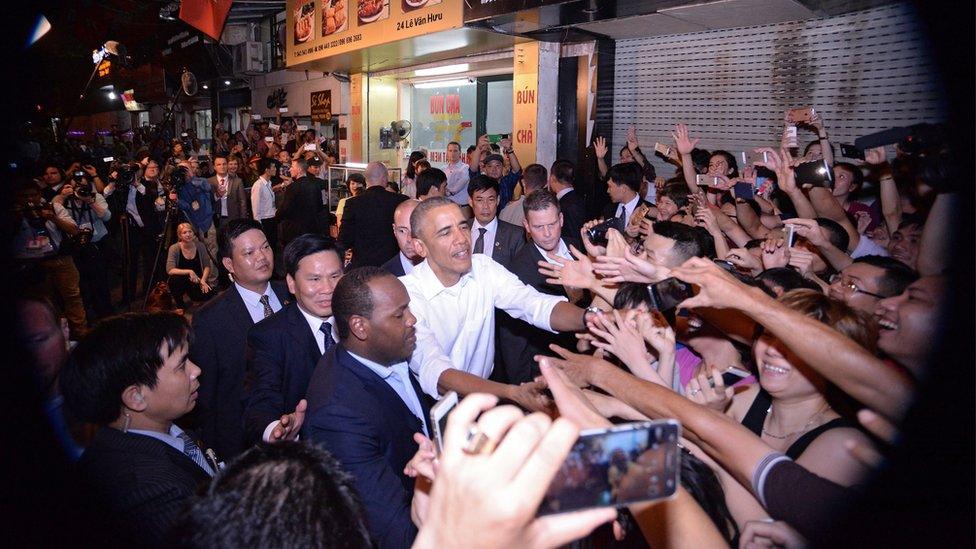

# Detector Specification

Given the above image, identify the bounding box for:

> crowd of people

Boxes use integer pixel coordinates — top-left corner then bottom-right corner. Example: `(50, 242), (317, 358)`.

(11, 105), (969, 548)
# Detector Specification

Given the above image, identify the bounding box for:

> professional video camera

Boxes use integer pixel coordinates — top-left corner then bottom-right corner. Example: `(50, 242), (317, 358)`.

(108, 160), (140, 188)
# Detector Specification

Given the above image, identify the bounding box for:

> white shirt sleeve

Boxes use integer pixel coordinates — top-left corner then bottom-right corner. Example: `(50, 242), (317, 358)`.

(262, 420), (280, 442)
(483, 257), (566, 332)
(409, 312), (457, 398)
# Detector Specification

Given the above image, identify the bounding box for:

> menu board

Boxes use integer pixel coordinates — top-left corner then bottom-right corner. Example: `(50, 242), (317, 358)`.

(287, 0), (460, 67)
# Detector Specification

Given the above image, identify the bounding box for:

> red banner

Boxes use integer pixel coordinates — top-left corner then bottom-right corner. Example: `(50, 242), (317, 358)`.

(180, 0), (234, 41)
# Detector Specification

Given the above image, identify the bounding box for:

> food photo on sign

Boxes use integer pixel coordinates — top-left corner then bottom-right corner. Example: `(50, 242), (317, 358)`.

(322, 0), (348, 36)
(357, 0), (389, 25)
(402, 0), (440, 12)
(294, 0), (315, 44)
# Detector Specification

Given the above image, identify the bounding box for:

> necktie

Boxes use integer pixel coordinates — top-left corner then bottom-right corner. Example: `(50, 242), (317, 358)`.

(178, 431), (215, 476)
(616, 204), (627, 226)
(320, 321), (335, 355)
(259, 295), (274, 319)
(473, 227), (487, 254)
(390, 364), (427, 436)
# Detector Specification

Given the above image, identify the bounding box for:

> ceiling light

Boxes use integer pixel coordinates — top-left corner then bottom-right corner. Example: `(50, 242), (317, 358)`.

(414, 79), (476, 89)
(202, 84), (209, 89)
(415, 63), (469, 77)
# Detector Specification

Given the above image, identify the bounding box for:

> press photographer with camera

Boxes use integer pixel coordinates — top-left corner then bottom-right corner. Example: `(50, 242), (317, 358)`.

(52, 170), (113, 320)
(12, 181), (88, 338)
(174, 160), (219, 287)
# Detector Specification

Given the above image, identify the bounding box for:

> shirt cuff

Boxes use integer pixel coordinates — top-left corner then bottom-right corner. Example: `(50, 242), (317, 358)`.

(262, 420), (280, 442)
(751, 451), (792, 509)
(538, 294), (568, 333)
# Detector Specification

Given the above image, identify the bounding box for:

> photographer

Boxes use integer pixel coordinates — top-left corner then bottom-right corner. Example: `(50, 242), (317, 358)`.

(12, 182), (88, 338)
(53, 172), (113, 320)
(175, 160), (218, 287)
(107, 159), (164, 306)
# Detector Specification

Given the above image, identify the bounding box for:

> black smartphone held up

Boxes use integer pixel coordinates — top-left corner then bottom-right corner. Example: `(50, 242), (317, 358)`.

(733, 181), (754, 200)
(429, 391), (459, 455)
(586, 217), (624, 247)
(839, 143), (865, 160)
(793, 159), (833, 188)
(538, 420), (682, 516)
(647, 277), (695, 312)
(707, 366), (752, 388)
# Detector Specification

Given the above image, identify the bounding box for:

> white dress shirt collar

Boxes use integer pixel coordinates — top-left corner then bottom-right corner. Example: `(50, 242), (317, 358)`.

(556, 187), (572, 200)
(399, 251), (415, 275)
(235, 282), (281, 323)
(410, 259), (473, 300)
(296, 304), (336, 353)
(471, 216), (498, 234)
(535, 238), (571, 265)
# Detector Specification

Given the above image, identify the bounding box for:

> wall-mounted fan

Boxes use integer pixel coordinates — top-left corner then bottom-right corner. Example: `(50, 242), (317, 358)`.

(391, 120), (412, 140)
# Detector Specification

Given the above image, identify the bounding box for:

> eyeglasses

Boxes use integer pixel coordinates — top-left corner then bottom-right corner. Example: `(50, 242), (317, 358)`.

(828, 274), (886, 299)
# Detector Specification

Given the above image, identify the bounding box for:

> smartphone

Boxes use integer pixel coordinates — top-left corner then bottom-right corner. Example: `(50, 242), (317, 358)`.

(787, 107), (815, 123)
(429, 391), (459, 454)
(793, 159), (833, 188)
(713, 259), (736, 273)
(654, 142), (673, 158)
(707, 366), (752, 388)
(647, 277), (695, 312)
(181, 132), (188, 137)
(538, 420), (681, 516)
(252, 114), (263, 120)
(696, 174), (721, 187)
(304, 143), (317, 151)
(784, 224), (798, 248)
(269, 123), (281, 131)
(102, 156), (114, 163)
(743, 150), (770, 166)
(264, 136), (275, 143)
(278, 107), (289, 113)
(733, 181), (754, 200)
(839, 143), (865, 160)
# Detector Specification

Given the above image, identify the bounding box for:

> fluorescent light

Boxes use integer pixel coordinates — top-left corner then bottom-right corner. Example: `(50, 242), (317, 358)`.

(415, 63), (469, 77)
(344, 162), (369, 169)
(414, 79), (475, 89)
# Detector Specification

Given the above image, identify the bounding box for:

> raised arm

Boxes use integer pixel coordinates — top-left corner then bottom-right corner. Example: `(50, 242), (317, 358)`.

(593, 136), (609, 179)
(866, 147), (903, 237)
(672, 123), (703, 195)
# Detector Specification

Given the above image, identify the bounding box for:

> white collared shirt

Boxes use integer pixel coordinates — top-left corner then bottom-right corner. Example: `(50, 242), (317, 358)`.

(217, 176), (229, 216)
(616, 193), (641, 226)
(399, 251), (415, 275)
(444, 160), (470, 206)
(470, 216), (499, 259)
(251, 176), (276, 221)
(235, 282), (283, 324)
(535, 238), (571, 265)
(400, 254), (567, 397)
(127, 424), (215, 476)
(296, 305), (337, 354)
(556, 187), (572, 200)
(346, 350), (428, 436)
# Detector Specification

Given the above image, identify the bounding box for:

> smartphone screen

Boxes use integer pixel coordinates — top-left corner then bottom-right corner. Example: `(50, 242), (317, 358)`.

(648, 277), (695, 311)
(793, 159), (833, 188)
(429, 391), (459, 454)
(734, 182), (754, 200)
(538, 420), (681, 516)
(839, 143), (865, 160)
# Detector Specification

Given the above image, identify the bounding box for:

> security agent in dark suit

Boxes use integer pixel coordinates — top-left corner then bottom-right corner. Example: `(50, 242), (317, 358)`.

(275, 157), (323, 248)
(242, 234), (342, 446)
(496, 190), (584, 384)
(60, 313), (216, 547)
(600, 162), (652, 238)
(339, 161), (409, 269)
(549, 159), (586, 240)
(380, 198), (422, 277)
(304, 267), (432, 549)
(188, 219), (291, 459)
(467, 174), (524, 269)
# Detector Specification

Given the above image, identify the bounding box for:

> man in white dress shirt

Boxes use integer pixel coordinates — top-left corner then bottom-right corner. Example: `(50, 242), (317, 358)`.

(400, 197), (591, 410)
(442, 141), (470, 211)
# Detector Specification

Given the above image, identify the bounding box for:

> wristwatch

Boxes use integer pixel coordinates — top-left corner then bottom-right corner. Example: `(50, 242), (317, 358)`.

(583, 306), (602, 325)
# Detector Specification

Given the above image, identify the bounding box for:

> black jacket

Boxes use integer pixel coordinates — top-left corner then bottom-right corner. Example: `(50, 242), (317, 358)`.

(558, 189), (586, 240)
(242, 302), (331, 446)
(276, 175), (323, 242)
(476, 218), (525, 270)
(380, 252), (408, 277)
(339, 186), (409, 269)
(76, 426), (212, 547)
(188, 281), (291, 459)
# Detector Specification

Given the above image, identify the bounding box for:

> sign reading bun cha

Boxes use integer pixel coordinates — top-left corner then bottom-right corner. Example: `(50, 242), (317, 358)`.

(286, 0), (456, 67)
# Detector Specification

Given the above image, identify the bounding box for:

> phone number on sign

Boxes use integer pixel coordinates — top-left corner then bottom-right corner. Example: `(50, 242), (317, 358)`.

(294, 33), (362, 57)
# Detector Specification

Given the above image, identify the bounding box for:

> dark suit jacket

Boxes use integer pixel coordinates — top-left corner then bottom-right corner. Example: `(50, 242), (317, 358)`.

(559, 189), (586, 239)
(482, 218), (524, 269)
(189, 281), (291, 459)
(209, 174), (248, 221)
(303, 345), (433, 549)
(242, 302), (327, 446)
(276, 175), (323, 242)
(76, 426), (212, 547)
(497, 238), (582, 384)
(380, 252), (407, 277)
(339, 186), (409, 269)
(600, 197), (653, 225)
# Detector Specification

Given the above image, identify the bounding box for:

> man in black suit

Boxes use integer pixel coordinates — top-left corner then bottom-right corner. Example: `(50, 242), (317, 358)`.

(549, 159), (586, 240)
(497, 190), (585, 384)
(60, 313), (215, 546)
(600, 162), (652, 238)
(209, 155), (248, 228)
(275, 157), (323, 248)
(243, 234), (342, 446)
(189, 219), (290, 459)
(339, 161), (409, 268)
(381, 198), (421, 277)
(467, 174), (524, 269)
(304, 267), (432, 549)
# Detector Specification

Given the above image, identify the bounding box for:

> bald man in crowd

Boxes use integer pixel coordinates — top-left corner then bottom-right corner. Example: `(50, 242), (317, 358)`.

(338, 161), (409, 268)
(382, 199), (422, 277)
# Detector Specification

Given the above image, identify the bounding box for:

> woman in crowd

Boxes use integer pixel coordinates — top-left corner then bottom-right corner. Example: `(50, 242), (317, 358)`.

(400, 150), (427, 199)
(166, 222), (215, 308)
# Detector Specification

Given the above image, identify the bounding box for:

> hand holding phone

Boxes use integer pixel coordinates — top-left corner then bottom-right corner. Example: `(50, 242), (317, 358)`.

(647, 278), (695, 311)
(786, 107), (815, 123)
(429, 391), (459, 454)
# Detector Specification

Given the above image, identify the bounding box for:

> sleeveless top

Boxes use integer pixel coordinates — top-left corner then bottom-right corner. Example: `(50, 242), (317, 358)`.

(741, 388), (853, 459)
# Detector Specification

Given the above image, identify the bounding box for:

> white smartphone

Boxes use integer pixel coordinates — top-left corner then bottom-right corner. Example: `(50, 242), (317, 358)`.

(264, 136), (274, 143)
(304, 143), (316, 151)
(429, 391), (459, 454)
(784, 224), (798, 248)
(278, 107), (289, 113)
(252, 114), (263, 120)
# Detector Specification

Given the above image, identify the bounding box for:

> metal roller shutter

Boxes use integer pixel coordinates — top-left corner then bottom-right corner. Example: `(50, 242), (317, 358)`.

(612, 2), (947, 178)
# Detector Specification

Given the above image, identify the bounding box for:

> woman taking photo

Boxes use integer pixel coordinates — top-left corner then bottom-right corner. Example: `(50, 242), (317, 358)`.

(166, 222), (215, 308)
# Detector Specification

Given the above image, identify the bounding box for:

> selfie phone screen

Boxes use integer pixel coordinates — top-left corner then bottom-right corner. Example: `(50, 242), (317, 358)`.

(538, 421), (681, 516)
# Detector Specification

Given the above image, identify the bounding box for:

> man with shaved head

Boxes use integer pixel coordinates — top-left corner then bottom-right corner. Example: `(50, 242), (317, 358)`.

(381, 199), (422, 277)
(338, 161), (408, 268)
(400, 196), (592, 410)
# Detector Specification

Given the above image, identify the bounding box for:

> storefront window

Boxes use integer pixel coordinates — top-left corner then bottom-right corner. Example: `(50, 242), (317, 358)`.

(408, 80), (477, 167)
(485, 79), (513, 137)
